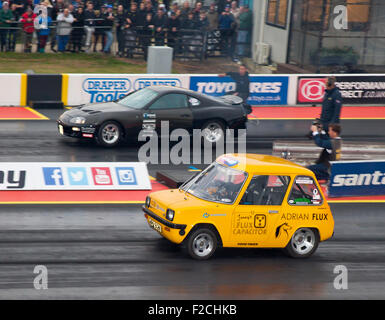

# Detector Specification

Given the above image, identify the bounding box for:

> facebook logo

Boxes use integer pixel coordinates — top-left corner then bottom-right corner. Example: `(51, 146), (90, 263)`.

(115, 167), (137, 185)
(67, 167), (88, 185)
(43, 167), (64, 185)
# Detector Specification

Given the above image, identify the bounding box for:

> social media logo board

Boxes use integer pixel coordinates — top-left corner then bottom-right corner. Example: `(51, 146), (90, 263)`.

(115, 167), (137, 185)
(91, 167), (113, 185)
(43, 167), (64, 186)
(42, 166), (137, 187)
(67, 167), (88, 185)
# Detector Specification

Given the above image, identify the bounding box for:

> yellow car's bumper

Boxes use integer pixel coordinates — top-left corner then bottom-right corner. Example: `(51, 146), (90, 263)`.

(142, 206), (187, 244)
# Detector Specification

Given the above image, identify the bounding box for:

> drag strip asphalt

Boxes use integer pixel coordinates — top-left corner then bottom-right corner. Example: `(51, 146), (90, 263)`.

(0, 203), (384, 299)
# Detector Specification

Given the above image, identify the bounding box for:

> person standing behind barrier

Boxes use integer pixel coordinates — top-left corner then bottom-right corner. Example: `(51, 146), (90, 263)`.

(167, 11), (179, 53)
(8, 3), (19, 52)
(236, 4), (252, 58)
(218, 64), (250, 102)
(207, 3), (218, 31)
(56, 8), (74, 52)
(152, 7), (168, 46)
(102, 5), (114, 54)
(320, 76), (343, 133)
(115, 4), (126, 56)
(0, 2), (13, 52)
(218, 4), (235, 57)
(307, 123), (342, 181)
(34, 6), (52, 53)
(84, 2), (95, 52)
(71, 6), (84, 53)
(20, 6), (36, 53)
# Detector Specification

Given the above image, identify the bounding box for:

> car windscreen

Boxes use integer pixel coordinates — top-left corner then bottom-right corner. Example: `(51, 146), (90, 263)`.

(182, 162), (247, 204)
(117, 88), (159, 109)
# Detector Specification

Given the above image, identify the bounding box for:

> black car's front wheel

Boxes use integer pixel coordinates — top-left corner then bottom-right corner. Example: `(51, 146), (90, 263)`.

(201, 120), (225, 146)
(96, 121), (122, 147)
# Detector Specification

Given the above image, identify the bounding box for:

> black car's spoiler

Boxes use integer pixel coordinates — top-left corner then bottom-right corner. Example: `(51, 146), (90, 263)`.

(220, 95), (244, 105)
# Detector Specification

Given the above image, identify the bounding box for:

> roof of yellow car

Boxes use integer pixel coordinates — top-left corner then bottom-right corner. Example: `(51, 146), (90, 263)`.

(217, 154), (313, 176)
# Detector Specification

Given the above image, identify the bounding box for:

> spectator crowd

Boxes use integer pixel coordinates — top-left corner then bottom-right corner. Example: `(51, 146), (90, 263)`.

(0, 0), (252, 59)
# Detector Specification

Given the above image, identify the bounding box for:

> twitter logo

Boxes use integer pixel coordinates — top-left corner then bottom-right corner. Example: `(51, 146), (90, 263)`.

(67, 167), (88, 185)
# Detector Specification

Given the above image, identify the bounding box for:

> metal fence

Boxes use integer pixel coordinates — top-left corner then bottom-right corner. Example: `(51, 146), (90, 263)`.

(0, 22), (247, 60)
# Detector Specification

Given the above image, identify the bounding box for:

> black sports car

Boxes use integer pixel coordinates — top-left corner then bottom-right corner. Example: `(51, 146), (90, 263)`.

(57, 86), (251, 147)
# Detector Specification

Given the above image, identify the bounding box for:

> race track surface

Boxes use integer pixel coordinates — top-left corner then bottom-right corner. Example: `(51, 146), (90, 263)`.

(0, 109), (384, 299)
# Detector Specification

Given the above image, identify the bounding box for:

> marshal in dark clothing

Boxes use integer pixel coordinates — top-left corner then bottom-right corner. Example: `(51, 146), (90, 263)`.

(221, 65), (250, 102)
(321, 77), (343, 131)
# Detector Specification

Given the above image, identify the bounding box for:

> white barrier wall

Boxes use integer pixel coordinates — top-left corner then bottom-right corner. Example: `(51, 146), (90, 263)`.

(1, 73), (385, 107)
(0, 74), (25, 106)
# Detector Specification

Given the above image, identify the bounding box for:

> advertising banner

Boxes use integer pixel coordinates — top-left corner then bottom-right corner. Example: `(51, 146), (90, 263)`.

(65, 74), (190, 106)
(0, 162), (151, 190)
(297, 75), (385, 104)
(0, 74), (24, 106)
(329, 160), (385, 197)
(190, 75), (289, 105)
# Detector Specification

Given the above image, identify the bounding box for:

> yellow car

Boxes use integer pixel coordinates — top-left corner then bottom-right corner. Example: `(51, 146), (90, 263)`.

(143, 154), (334, 260)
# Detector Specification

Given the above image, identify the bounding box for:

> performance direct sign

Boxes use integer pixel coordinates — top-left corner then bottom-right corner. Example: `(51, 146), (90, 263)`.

(0, 162), (151, 190)
(190, 75), (289, 105)
(297, 75), (385, 104)
(329, 160), (385, 197)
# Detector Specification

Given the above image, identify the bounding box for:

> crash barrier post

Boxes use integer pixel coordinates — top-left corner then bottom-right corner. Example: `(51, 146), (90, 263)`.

(328, 160), (385, 197)
(272, 140), (385, 167)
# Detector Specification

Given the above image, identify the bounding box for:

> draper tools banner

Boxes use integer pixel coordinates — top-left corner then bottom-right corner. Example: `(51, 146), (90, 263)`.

(0, 162), (151, 190)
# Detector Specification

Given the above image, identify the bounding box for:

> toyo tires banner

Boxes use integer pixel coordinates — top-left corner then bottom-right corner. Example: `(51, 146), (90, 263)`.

(297, 75), (385, 104)
(0, 162), (151, 190)
(189, 75), (289, 105)
(329, 160), (385, 197)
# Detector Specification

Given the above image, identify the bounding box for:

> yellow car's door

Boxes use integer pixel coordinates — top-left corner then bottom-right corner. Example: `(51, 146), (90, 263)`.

(229, 175), (292, 247)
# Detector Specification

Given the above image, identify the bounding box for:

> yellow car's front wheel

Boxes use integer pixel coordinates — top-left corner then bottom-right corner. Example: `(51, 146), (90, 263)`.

(186, 228), (218, 260)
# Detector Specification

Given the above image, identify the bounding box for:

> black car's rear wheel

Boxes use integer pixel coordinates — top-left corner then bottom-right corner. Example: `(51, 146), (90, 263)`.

(96, 121), (122, 147)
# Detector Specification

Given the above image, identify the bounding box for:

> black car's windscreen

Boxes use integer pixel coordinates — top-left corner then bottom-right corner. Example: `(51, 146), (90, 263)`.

(117, 88), (159, 109)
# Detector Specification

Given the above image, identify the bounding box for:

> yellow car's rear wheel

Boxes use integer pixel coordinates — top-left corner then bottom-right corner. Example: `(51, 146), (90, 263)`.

(283, 228), (319, 258)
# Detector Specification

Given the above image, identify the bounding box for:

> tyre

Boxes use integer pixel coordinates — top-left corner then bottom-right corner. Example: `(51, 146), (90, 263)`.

(186, 228), (218, 260)
(283, 228), (319, 258)
(201, 120), (225, 145)
(96, 121), (122, 147)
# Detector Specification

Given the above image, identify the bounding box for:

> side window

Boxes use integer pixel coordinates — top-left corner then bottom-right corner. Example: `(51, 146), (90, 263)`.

(288, 176), (323, 206)
(188, 96), (201, 107)
(149, 93), (188, 110)
(240, 175), (290, 205)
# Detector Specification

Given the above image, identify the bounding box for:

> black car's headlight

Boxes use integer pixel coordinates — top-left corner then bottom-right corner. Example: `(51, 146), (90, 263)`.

(145, 196), (151, 208)
(70, 116), (86, 124)
(166, 209), (175, 221)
